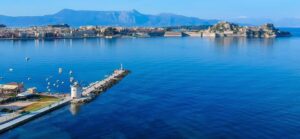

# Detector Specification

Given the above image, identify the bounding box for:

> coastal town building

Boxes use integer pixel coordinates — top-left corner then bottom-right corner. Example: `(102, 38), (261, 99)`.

(27, 87), (37, 94)
(184, 31), (202, 37)
(0, 82), (24, 95)
(0, 22), (291, 39)
(164, 31), (183, 37)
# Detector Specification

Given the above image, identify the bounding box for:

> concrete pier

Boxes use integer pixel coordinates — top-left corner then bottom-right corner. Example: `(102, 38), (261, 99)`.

(0, 68), (130, 133)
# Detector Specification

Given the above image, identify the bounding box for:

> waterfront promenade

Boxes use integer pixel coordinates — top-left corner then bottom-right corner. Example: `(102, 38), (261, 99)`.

(0, 97), (71, 133)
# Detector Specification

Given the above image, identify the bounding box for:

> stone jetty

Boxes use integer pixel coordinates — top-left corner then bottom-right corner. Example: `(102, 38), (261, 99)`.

(71, 68), (130, 104)
(0, 67), (130, 133)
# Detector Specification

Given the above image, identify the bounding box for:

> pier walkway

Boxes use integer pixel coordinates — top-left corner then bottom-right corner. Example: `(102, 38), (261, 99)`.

(82, 69), (127, 96)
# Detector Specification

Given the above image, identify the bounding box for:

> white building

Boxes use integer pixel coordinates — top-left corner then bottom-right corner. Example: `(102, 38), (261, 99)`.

(71, 82), (82, 99)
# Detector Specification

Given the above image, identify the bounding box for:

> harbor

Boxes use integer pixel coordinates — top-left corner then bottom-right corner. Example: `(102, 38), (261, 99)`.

(0, 66), (130, 134)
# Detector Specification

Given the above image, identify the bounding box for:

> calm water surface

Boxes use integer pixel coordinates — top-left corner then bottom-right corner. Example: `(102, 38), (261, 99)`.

(1, 34), (300, 138)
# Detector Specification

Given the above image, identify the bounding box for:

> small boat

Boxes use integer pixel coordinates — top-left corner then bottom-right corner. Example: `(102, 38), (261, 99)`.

(25, 57), (30, 62)
(58, 68), (63, 74)
(69, 70), (73, 75)
(27, 77), (31, 81)
(70, 77), (74, 83)
(9, 68), (14, 72)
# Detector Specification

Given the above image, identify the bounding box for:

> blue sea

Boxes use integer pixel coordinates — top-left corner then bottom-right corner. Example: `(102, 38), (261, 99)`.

(1, 29), (300, 138)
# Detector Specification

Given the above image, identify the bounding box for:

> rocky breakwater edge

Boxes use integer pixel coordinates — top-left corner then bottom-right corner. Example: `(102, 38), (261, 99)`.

(71, 69), (130, 104)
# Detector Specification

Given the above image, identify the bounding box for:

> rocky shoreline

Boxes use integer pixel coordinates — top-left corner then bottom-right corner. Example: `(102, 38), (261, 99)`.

(202, 22), (291, 38)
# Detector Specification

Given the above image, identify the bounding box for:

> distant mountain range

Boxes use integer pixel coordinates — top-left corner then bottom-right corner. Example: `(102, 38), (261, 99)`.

(0, 9), (218, 27)
(0, 9), (299, 27)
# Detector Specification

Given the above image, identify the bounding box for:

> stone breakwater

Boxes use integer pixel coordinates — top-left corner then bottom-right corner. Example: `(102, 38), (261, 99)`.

(71, 69), (130, 104)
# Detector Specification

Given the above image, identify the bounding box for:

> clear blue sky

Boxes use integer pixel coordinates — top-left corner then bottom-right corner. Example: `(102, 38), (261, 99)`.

(0, 0), (299, 19)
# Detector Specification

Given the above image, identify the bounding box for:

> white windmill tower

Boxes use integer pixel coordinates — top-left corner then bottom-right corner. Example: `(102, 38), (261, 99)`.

(71, 82), (82, 99)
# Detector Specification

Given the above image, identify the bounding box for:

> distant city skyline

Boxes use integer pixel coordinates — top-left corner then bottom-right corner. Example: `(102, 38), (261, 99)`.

(0, 0), (299, 20)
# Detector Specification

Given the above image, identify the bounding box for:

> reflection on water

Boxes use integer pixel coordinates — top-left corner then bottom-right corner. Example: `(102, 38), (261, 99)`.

(7, 37), (277, 49)
(69, 103), (81, 115)
(207, 37), (275, 47)
(7, 38), (121, 48)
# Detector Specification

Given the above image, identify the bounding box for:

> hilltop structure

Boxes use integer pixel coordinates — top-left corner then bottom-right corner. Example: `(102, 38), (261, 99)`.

(202, 21), (291, 38)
